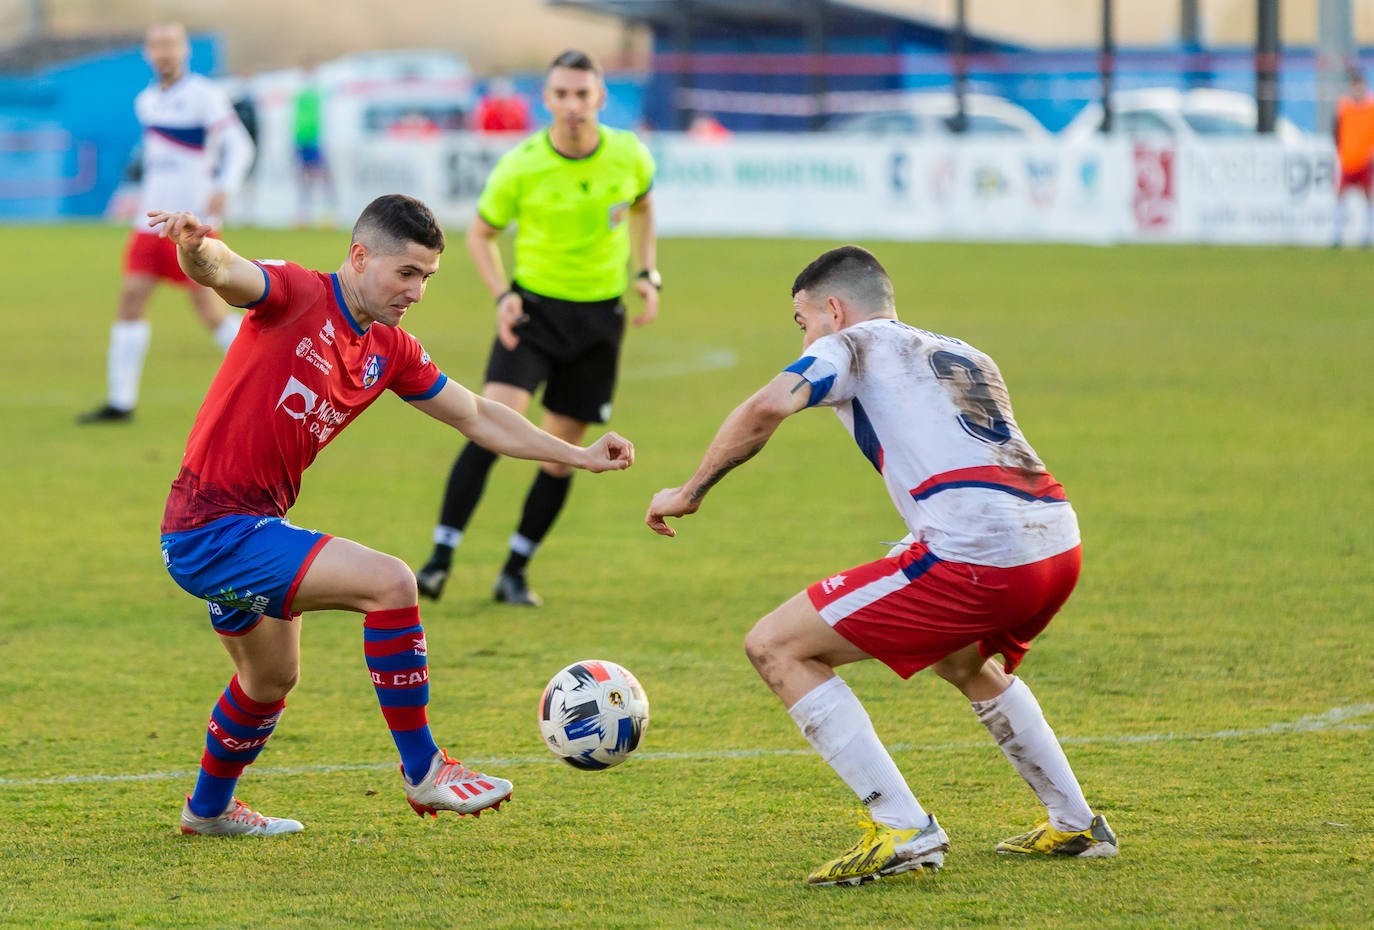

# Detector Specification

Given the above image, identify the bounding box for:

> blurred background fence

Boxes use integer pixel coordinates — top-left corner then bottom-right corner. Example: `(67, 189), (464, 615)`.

(1, 0), (1371, 243)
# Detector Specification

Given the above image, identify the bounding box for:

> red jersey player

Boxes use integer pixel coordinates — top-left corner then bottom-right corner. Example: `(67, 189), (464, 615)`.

(153, 194), (634, 836)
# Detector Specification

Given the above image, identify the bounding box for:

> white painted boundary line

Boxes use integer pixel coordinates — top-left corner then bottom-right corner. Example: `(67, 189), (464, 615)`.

(620, 341), (739, 382)
(3, 704), (1370, 788)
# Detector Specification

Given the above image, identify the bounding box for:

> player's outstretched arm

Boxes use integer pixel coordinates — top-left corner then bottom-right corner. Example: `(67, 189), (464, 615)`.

(413, 379), (634, 473)
(645, 372), (811, 537)
(146, 210), (264, 306)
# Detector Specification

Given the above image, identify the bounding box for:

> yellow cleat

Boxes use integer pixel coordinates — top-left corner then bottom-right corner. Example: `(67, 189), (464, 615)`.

(807, 815), (949, 887)
(996, 814), (1118, 858)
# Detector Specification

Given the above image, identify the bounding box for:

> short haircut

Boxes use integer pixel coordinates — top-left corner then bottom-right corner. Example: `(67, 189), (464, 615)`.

(791, 245), (894, 311)
(548, 49), (603, 79)
(146, 22), (187, 42)
(351, 194), (445, 255)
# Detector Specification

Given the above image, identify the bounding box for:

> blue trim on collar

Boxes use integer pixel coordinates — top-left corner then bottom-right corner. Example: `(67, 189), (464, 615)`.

(330, 273), (368, 335)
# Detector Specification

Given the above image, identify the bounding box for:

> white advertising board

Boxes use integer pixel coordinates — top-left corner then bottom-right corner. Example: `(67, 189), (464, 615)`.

(1127, 139), (1339, 245)
(233, 130), (1339, 247)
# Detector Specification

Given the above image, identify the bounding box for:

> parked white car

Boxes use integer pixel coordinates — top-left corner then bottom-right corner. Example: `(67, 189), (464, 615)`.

(824, 92), (1048, 138)
(1060, 87), (1305, 142)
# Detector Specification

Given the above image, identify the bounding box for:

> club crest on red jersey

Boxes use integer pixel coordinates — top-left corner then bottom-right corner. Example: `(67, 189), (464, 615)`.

(362, 354), (387, 389)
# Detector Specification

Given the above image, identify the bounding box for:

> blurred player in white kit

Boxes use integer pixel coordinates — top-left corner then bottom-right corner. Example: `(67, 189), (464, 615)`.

(79, 22), (255, 424)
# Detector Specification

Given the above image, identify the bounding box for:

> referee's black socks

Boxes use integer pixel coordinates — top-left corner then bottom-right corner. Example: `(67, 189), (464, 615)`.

(435, 442), (500, 553)
(504, 471), (572, 577)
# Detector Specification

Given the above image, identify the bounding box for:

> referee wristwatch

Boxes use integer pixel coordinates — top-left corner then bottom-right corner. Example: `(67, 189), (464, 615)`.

(636, 268), (663, 291)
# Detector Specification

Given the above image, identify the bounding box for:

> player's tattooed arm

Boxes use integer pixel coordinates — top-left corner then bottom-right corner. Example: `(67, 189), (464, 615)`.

(648, 371), (807, 535)
(684, 373), (810, 503)
(688, 443), (765, 503)
(186, 250), (222, 280)
(178, 235), (263, 304)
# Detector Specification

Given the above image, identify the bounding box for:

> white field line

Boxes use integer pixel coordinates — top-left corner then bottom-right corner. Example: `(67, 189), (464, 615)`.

(2, 704), (1371, 788)
(619, 342), (739, 381)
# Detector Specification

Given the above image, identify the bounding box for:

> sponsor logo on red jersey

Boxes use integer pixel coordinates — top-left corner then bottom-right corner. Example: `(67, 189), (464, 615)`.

(275, 375), (351, 442)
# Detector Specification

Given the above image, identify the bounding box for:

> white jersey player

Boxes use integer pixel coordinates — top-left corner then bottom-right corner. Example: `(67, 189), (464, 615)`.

(79, 22), (256, 425)
(783, 317), (1080, 567)
(646, 245), (1116, 886)
(133, 70), (253, 231)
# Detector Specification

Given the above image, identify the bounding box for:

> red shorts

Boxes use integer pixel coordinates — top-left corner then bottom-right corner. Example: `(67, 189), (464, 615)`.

(807, 541), (1082, 679)
(123, 229), (217, 285)
(1339, 165), (1373, 196)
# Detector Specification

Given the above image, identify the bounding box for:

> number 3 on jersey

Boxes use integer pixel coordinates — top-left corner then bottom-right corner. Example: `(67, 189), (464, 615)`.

(929, 350), (1012, 444)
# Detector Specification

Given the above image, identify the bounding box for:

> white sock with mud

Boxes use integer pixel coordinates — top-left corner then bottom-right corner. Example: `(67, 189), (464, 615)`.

(971, 676), (1093, 831)
(788, 675), (928, 830)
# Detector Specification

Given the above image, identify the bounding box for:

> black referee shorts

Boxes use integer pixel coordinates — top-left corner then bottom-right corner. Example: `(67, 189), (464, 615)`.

(483, 284), (627, 424)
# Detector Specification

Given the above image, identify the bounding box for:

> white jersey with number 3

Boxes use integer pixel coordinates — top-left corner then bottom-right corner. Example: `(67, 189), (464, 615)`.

(133, 73), (254, 229)
(786, 318), (1080, 568)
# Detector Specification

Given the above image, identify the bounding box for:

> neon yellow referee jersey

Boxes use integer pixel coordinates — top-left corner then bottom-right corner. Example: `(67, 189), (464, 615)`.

(477, 126), (655, 302)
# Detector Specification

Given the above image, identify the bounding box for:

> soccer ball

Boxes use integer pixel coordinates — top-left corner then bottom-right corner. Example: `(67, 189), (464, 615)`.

(537, 659), (650, 770)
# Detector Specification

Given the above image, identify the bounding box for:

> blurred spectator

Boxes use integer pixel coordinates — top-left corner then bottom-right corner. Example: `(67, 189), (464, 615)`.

(1334, 70), (1374, 248)
(389, 109), (441, 138)
(293, 63), (334, 226)
(232, 85), (259, 175)
(686, 111), (732, 142)
(474, 77), (532, 133)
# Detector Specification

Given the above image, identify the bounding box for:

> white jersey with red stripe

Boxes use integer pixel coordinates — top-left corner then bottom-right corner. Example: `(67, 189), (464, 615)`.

(133, 72), (255, 229)
(785, 318), (1080, 568)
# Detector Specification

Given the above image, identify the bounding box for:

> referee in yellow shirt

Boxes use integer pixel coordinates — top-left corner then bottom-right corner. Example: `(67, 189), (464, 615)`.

(417, 49), (660, 605)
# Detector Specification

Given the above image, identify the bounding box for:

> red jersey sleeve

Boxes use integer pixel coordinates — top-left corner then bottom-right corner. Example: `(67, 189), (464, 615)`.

(238, 260), (324, 324)
(386, 328), (447, 401)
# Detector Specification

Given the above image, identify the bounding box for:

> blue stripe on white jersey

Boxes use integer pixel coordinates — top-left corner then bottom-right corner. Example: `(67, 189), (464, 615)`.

(147, 124), (207, 150)
(910, 478), (1064, 504)
(851, 398), (883, 473)
(783, 356), (836, 408)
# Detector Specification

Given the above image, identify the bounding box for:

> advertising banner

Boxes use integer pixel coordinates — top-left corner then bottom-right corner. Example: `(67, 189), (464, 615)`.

(1127, 139), (1338, 245)
(232, 131), (1338, 247)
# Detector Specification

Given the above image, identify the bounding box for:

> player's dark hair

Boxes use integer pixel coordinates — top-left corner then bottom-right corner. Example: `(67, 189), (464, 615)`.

(548, 49), (603, 78)
(352, 194), (445, 255)
(791, 245), (894, 311)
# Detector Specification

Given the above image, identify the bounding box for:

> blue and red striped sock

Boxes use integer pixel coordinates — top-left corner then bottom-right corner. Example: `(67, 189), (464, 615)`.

(365, 606), (440, 783)
(188, 674), (285, 819)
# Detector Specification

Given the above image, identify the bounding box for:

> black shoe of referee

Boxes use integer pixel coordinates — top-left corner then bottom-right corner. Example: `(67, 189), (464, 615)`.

(492, 572), (541, 607)
(415, 559), (449, 601)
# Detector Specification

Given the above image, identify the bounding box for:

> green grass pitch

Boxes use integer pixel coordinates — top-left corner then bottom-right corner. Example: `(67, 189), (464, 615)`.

(1, 224), (1371, 929)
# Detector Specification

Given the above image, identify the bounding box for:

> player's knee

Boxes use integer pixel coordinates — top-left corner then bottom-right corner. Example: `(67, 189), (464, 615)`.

(241, 666), (299, 702)
(373, 554), (420, 608)
(933, 651), (1008, 697)
(743, 622), (782, 674)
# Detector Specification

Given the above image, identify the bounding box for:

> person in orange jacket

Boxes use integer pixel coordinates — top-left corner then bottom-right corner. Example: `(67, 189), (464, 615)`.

(1333, 70), (1374, 247)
